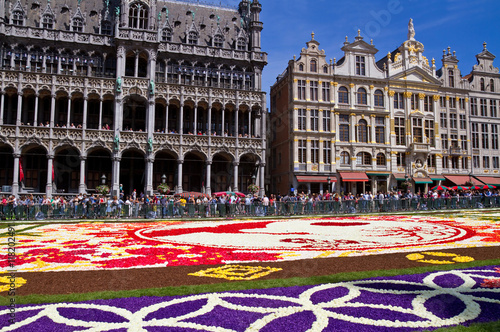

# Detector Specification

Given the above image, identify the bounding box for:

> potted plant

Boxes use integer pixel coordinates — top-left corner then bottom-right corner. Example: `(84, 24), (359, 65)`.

(157, 183), (171, 194)
(401, 180), (412, 190)
(465, 180), (475, 187)
(248, 184), (260, 194)
(95, 184), (110, 195)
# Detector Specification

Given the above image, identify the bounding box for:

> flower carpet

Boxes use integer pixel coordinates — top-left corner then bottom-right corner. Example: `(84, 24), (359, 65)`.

(1, 211), (500, 331)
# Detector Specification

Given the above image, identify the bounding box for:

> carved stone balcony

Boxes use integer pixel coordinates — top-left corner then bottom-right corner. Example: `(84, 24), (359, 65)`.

(410, 141), (430, 153)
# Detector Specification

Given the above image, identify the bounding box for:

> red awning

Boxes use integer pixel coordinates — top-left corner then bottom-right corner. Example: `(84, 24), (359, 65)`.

(474, 176), (500, 185)
(444, 175), (472, 186)
(296, 176), (337, 183)
(393, 173), (407, 180)
(339, 172), (369, 182)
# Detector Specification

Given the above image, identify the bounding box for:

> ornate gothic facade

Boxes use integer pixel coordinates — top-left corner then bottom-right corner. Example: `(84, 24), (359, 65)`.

(0, 0), (267, 197)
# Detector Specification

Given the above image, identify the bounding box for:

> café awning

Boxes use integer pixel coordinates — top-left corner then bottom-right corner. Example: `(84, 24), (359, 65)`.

(339, 172), (369, 182)
(296, 175), (337, 183)
(473, 176), (500, 186)
(444, 175), (472, 186)
(413, 177), (433, 184)
(393, 173), (407, 181)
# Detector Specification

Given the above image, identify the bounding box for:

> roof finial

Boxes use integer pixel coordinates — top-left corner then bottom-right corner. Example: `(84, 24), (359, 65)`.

(311, 31), (315, 40)
(453, 50), (456, 57)
(447, 46), (451, 55)
(408, 18), (415, 40)
(357, 29), (361, 37)
(370, 39), (373, 45)
(432, 58), (435, 66)
(345, 36), (348, 42)
(483, 41), (487, 50)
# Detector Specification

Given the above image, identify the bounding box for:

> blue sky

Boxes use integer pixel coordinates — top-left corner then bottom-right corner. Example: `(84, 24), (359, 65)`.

(222, 0), (500, 107)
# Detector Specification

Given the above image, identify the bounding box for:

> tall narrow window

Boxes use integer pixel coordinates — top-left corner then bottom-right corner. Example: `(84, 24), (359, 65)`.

(297, 80), (306, 100)
(338, 86), (348, 104)
(483, 156), (490, 169)
(395, 117), (405, 145)
(310, 110), (319, 131)
(423, 96), (433, 112)
(374, 90), (384, 107)
(490, 79), (495, 92)
(450, 113), (457, 129)
(471, 123), (479, 149)
(397, 153), (406, 167)
(394, 93), (404, 109)
(440, 112), (447, 128)
(339, 114), (349, 142)
(322, 111), (330, 132)
(425, 120), (435, 147)
(492, 124), (499, 150)
(460, 114), (467, 129)
(410, 94), (418, 110)
(412, 118), (423, 143)
(461, 135), (468, 150)
(493, 156), (499, 169)
(376, 153), (386, 166)
(375, 116), (385, 144)
(490, 99), (497, 117)
(357, 88), (367, 105)
(298, 140), (306, 163)
(448, 70), (454, 87)
(473, 156), (480, 168)
(310, 59), (317, 72)
(322, 82), (330, 101)
(480, 99), (488, 116)
(357, 119), (368, 143)
(355, 56), (365, 75)
(480, 78), (485, 91)
(311, 140), (319, 164)
(482, 123), (489, 149)
(323, 141), (331, 164)
(310, 81), (318, 101)
(297, 109), (306, 130)
(471, 98), (478, 116)
(441, 134), (448, 149)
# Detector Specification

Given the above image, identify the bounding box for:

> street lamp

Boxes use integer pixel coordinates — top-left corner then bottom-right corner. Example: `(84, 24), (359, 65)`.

(161, 174), (166, 184)
(101, 174), (106, 185)
(251, 174), (256, 183)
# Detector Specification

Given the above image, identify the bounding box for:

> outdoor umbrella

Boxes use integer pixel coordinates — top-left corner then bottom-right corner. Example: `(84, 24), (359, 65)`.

(213, 191), (246, 198)
(430, 185), (450, 191)
(473, 184), (497, 190)
(175, 191), (210, 199)
(451, 185), (469, 190)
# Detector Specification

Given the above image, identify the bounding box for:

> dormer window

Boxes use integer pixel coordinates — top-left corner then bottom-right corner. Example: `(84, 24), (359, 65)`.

(129, 2), (149, 29)
(356, 56), (365, 75)
(42, 14), (54, 29)
(101, 20), (113, 35)
(213, 35), (224, 48)
(72, 17), (84, 32)
(162, 28), (172, 42)
(188, 31), (198, 45)
(490, 79), (495, 92)
(237, 38), (246, 51)
(298, 63), (304, 71)
(480, 78), (485, 91)
(448, 70), (454, 88)
(323, 66), (328, 74)
(310, 59), (317, 72)
(12, 10), (24, 26)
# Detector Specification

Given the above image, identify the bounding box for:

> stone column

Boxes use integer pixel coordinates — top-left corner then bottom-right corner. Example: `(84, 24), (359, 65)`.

(208, 105), (212, 135)
(193, 103), (198, 134)
(205, 160), (212, 195)
(349, 83), (355, 108)
(66, 96), (72, 127)
(260, 163), (266, 196)
(306, 108), (311, 132)
(98, 98), (103, 130)
(221, 108), (225, 135)
(16, 92), (22, 126)
(306, 139), (311, 171)
(235, 105), (239, 137)
(12, 153), (20, 197)
(165, 104), (169, 132)
(248, 110), (252, 136)
(350, 114), (356, 143)
(146, 156), (154, 195)
(46, 154), (54, 198)
(79, 156), (86, 193)
(82, 96), (88, 129)
(50, 94), (56, 127)
(134, 52), (139, 77)
(0, 92), (4, 125)
(370, 114), (376, 143)
(177, 159), (183, 193)
(233, 162), (239, 192)
(33, 93), (39, 126)
(179, 102), (184, 134)
(112, 156), (121, 197)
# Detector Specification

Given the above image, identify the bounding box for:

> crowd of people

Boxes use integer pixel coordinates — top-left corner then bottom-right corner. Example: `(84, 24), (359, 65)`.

(1, 187), (499, 220)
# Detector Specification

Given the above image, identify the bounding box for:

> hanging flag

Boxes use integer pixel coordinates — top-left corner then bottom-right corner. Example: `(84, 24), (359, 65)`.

(19, 157), (24, 182)
(52, 163), (55, 182)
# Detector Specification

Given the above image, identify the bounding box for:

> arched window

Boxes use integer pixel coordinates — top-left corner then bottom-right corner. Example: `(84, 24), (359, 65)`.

(162, 28), (172, 42)
(338, 86), (348, 104)
(358, 119), (368, 143)
(374, 90), (384, 107)
(12, 10), (24, 26)
(188, 31), (198, 45)
(101, 20), (113, 35)
(42, 14), (54, 29)
(376, 153), (386, 166)
(448, 70), (454, 88)
(323, 66), (328, 73)
(310, 59), (317, 72)
(490, 79), (495, 92)
(480, 78), (485, 91)
(357, 88), (367, 105)
(340, 151), (350, 165)
(213, 35), (224, 48)
(129, 2), (149, 29)
(72, 17), (84, 32)
(237, 38), (246, 51)
(298, 63), (304, 71)
(356, 152), (372, 165)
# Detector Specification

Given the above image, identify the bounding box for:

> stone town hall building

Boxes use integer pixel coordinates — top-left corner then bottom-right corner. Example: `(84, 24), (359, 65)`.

(270, 21), (500, 196)
(0, 0), (267, 197)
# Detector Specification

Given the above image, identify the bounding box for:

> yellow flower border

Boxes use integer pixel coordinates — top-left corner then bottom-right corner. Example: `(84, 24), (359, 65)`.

(406, 252), (474, 265)
(188, 265), (282, 280)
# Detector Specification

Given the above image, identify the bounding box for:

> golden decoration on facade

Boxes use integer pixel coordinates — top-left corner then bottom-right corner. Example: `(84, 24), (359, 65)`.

(388, 90), (395, 97)
(418, 93), (425, 100)
(349, 83), (355, 88)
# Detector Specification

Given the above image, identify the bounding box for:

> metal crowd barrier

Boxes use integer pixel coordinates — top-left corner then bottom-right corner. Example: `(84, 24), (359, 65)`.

(1, 195), (500, 221)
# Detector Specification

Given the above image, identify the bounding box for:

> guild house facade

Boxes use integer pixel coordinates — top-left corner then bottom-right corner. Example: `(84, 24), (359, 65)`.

(0, 0), (267, 198)
(270, 20), (500, 196)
